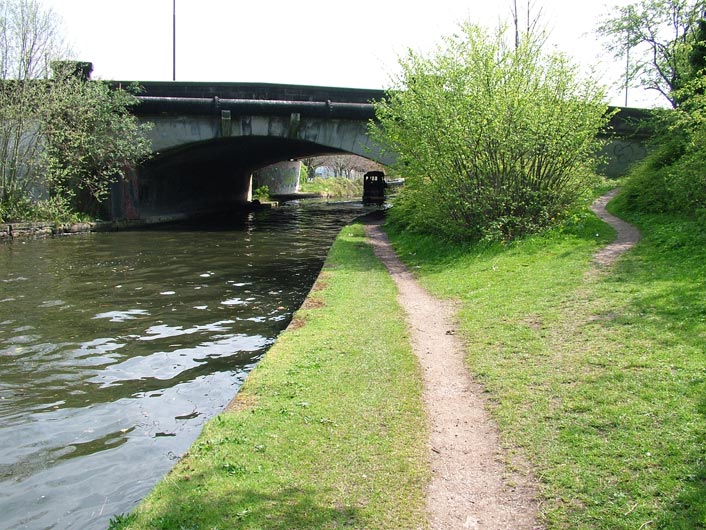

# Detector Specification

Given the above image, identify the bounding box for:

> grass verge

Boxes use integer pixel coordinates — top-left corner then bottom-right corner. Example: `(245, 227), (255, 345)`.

(386, 192), (706, 529)
(109, 223), (429, 530)
(299, 177), (363, 198)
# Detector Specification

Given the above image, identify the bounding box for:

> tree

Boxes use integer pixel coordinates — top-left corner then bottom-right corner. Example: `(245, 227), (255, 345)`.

(301, 155), (383, 179)
(299, 156), (321, 180)
(687, 16), (706, 82)
(510, 0), (545, 49)
(43, 74), (152, 215)
(373, 22), (611, 241)
(620, 35), (706, 215)
(0, 0), (66, 213)
(0, 0), (152, 221)
(597, 0), (706, 107)
(599, 2), (706, 215)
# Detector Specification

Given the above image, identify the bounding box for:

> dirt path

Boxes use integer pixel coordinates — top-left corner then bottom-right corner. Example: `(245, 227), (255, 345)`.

(362, 190), (638, 529)
(364, 222), (540, 530)
(589, 189), (641, 267)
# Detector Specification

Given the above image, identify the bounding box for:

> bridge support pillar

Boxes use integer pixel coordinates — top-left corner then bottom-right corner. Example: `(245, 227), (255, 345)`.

(252, 161), (301, 196)
(109, 166), (141, 220)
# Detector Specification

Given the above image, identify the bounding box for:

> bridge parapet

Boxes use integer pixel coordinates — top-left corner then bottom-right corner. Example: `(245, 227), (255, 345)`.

(117, 80), (386, 105)
(135, 95), (376, 120)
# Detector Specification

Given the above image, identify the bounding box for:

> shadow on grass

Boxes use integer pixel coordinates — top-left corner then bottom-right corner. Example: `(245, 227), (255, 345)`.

(655, 391), (706, 529)
(374, 205), (614, 275)
(601, 209), (706, 528)
(111, 485), (364, 530)
(604, 210), (706, 353)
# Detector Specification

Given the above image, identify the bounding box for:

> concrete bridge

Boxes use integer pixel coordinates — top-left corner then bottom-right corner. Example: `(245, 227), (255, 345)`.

(110, 81), (650, 221)
(111, 82), (392, 220)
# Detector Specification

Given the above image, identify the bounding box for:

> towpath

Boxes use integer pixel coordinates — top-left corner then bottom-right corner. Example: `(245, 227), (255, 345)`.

(362, 189), (639, 529)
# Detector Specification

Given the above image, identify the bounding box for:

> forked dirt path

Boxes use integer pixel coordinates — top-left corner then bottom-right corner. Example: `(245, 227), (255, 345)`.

(362, 190), (638, 530)
(364, 221), (540, 530)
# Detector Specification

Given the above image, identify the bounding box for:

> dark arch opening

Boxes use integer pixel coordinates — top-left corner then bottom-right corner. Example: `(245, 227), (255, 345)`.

(136, 136), (348, 219)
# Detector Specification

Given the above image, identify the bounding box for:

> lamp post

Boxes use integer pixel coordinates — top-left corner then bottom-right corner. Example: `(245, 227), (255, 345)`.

(172, 0), (176, 81)
(625, 29), (630, 107)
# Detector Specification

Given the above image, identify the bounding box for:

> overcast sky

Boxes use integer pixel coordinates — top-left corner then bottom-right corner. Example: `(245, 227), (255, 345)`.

(41, 0), (660, 108)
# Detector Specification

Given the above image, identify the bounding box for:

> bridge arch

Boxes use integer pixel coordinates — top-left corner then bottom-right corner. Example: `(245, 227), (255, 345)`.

(116, 88), (393, 220)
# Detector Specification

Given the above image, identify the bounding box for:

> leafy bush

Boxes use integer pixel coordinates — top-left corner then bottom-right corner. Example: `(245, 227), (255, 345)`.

(0, 2), (151, 221)
(252, 185), (270, 201)
(43, 77), (152, 216)
(373, 23), (611, 241)
(0, 194), (82, 223)
(622, 79), (706, 215)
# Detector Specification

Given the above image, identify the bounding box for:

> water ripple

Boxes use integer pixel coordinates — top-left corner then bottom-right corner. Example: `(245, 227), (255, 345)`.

(93, 309), (150, 322)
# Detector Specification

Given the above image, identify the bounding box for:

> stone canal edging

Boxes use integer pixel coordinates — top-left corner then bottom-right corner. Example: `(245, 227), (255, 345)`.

(0, 219), (150, 242)
(1, 205), (284, 243)
(1, 221), (102, 241)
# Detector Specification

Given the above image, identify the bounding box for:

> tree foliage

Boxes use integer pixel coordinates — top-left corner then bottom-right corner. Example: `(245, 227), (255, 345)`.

(372, 23), (611, 241)
(302, 154), (383, 180)
(43, 75), (152, 214)
(600, 0), (706, 215)
(0, 0), (152, 222)
(0, 0), (66, 79)
(0, 0), (64, 214)
(622, 75), (706, 214)
(597, 0), (706, 107)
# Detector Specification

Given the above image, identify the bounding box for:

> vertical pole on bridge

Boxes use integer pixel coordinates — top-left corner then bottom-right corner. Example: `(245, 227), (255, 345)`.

(172, 0), (176, 81)
(624, 30), (629, 107)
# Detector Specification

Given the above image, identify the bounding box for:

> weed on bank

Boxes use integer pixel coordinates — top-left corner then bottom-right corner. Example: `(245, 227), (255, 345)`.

(110, 224), (428, 530)
(387, 193), (706, 529)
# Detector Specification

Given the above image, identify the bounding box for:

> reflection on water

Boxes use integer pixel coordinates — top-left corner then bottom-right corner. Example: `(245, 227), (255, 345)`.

(0, 201), (368, 530)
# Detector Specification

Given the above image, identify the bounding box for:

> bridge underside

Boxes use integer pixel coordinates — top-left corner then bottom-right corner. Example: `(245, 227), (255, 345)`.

(111, 103), (390, 221)
(131, 136), (345, 219)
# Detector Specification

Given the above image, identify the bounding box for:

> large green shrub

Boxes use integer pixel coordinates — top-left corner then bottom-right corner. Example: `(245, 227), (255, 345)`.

(0, 0), (152, 220)
(43, 76), (152, 216)
(623, 76), (706, 215)
(373, 23), (611, 241)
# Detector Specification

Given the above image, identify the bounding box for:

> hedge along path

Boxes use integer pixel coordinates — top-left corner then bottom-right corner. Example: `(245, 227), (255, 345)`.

(364, 220), (540, 530)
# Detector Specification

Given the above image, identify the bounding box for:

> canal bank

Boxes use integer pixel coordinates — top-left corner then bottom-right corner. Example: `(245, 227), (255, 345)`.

(108, 221), (431, 530)
(0, 204), (281, 243)
(108, 190), (706, 530)
(110, 212), (546, 530)
(0, 201), (372, 530)
(0, 220), (111, 241)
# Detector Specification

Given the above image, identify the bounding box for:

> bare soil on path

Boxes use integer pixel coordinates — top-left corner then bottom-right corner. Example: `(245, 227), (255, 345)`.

(589, 189), (641, 267)
(362, 190), (639, 529)
(364, 221), (541, 530)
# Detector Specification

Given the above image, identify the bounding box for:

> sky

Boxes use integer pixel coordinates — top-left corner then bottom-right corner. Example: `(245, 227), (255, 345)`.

(41, 0), (661, 108)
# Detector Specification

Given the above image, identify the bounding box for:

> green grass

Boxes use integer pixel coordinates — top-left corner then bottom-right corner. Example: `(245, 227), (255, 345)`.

(386, 192), (706, 529)
(109, 224), (429, 530)
(110, 185), (706, 529)
(299, 177), (363, 198)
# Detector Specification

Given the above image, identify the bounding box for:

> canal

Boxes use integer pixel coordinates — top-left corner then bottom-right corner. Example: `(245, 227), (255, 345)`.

(0, 201), (369, 530)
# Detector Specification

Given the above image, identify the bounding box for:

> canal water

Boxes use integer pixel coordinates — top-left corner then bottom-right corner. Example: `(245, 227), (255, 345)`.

(0, 201), (369, 530)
